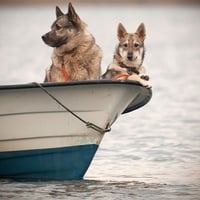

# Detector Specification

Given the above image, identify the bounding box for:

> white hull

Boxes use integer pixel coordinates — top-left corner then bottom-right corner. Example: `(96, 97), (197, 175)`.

(0, 81), (151, 151)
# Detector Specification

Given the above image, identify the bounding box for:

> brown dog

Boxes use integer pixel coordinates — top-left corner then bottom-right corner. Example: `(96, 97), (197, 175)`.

(102, 22), (151, 88)
(42, 2), (102, 82)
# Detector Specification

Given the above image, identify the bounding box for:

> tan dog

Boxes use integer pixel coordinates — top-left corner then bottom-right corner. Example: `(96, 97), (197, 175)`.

(102, 22), (151, 88)
(42, 2), (102, 82)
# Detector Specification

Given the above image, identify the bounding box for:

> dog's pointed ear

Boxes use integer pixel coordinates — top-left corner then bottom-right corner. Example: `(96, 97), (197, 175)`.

(118, 23), (127, 40)
(67, 2), (82, 27)
(136, 23), (146, 41)
(56, 6), (64, 18)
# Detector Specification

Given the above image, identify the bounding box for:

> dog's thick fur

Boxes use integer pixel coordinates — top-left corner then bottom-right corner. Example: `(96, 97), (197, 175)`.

(42, 2), (102, 82)
(102, 22), (151, 88)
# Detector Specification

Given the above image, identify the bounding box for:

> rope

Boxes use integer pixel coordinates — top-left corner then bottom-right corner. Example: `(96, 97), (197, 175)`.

(32, 82), (111, 134)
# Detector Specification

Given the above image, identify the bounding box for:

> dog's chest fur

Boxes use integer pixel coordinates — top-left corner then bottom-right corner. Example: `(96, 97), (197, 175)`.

(49, 40), (102, 81)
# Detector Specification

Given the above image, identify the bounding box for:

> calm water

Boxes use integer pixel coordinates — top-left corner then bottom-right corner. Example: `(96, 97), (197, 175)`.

(0, 3), (200, 200)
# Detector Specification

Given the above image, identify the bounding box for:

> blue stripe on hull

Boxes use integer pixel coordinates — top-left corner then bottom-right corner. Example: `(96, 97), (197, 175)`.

(0, 144), (98, 180)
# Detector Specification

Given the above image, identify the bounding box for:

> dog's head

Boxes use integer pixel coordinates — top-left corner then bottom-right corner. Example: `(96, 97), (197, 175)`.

(116, 23), (146, 68)
(42, 2), (85, 48)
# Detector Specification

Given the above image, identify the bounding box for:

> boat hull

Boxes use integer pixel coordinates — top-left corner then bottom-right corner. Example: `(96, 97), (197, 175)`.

(0, 144), (98, 180)
(0, 80), (152, 180)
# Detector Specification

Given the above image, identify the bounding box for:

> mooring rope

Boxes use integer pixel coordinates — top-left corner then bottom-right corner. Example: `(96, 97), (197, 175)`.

(33, 82), (111, 134)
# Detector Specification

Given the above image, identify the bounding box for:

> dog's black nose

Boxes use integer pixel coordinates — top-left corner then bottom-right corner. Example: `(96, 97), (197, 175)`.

(42, 35), (46, 41)
(127, 53), (133, 61)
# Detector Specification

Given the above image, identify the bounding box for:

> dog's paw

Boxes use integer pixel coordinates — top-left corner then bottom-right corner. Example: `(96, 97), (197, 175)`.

(139, 78), (152, 89)
(140, 74), (150, 81)
(127, 74), (152, 89)
(140, 79), (152, 89)
(144, 83), (152, 89)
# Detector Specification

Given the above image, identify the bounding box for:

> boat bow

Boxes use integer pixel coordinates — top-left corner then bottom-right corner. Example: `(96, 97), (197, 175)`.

(0, 80), (152, 180)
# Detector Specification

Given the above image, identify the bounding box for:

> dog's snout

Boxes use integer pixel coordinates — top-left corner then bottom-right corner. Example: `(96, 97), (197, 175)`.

(42, 34), (47, 41)
(127, 53), (133, 61)
(42, 34), (50, 45)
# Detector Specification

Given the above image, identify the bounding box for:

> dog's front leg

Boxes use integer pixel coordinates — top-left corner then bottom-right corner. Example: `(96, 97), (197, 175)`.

(128, 74), (152, 88)
(139, 66), (150, 81)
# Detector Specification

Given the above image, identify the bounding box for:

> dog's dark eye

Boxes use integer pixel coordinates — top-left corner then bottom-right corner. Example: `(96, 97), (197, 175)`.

(56, 24), (62, 30)
(123, 43), (128, 48)
(134, 43), (139, 48)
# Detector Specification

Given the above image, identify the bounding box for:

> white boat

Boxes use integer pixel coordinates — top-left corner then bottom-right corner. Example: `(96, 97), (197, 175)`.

(0, 80), (152, 180)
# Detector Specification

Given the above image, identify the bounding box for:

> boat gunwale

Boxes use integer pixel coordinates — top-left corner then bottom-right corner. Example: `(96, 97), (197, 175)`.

(0, 80), (141, 90)
(0, 80), (152, 114)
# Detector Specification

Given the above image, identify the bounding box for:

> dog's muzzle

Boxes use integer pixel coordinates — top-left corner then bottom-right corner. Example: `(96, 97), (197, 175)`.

(127, 53), (133, 61)
(41, 32), (68, 48)
(41, 34), (49, 44)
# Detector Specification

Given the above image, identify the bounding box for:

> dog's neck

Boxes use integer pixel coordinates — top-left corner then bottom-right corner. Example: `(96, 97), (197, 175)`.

(118, 62), (140, 75)
(113, 55), (140, 75)
(51, 52), (65, 67)
(54, 46), (77, 57)
(53, 31), (94, 58)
